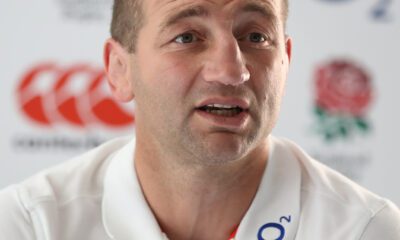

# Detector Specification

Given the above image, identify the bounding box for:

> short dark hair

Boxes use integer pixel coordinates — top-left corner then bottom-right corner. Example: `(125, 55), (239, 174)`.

(111, 0), (289, 53)
(111, 0), (144, 52)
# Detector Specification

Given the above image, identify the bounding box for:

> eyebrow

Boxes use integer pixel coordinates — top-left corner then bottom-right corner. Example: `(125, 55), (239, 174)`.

(159, 1), (278, 32)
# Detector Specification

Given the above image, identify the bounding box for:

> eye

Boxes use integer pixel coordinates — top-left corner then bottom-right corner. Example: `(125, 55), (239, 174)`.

(247, 32), (268, 43)
(174, 32), (198, 44)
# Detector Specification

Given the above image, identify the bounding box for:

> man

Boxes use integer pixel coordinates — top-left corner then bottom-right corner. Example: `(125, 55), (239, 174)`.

(1, 0), (399, 239)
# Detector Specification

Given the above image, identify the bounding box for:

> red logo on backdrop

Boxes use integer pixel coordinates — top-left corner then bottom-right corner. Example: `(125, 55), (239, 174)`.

(316, 60), (373, 117)
(313, 59), (373, 141)
(17, 63), (135, 128)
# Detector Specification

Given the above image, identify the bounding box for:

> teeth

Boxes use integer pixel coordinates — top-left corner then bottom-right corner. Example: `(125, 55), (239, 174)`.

(198, 103), (245, 117)
(206, 104), (238, 109)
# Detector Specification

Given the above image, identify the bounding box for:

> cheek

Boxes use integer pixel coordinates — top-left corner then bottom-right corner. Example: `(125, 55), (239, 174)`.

(156, 53), (200, 96)
(134, 51), (199, 110)
(247, 55), (287, 110)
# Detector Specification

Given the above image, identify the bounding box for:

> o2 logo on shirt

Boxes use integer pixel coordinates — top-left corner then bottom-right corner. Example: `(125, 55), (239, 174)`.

(317, 0), (394, 21)
(257, 215), (291, 240)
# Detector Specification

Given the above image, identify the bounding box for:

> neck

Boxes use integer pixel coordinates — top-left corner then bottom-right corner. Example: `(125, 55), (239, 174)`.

(134, 137), (269, 240)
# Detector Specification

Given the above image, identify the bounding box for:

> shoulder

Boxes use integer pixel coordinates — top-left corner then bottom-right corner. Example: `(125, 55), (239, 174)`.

(0, 136), (131, 239)
(359, 200), (400, 240)
(15, 136), (131, 205)
(0, 186), (35, 239)
(271, 137), (400, 238)
(273, 137), (391, 209)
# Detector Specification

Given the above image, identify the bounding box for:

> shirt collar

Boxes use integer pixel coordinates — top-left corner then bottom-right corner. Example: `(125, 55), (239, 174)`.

(102, 136), (301, 240)
(102, 138), (166, 240)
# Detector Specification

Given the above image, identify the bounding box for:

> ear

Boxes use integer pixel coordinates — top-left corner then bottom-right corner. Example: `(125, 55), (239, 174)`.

(285, 35), (292, 64)
(103, 38), (134, 102)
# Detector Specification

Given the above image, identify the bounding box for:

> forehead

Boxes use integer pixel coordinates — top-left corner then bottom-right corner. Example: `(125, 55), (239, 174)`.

(142, 0), (282, 21)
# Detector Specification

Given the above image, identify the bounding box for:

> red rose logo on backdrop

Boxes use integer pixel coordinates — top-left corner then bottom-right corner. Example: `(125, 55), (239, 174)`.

(314, 60), (374, 141)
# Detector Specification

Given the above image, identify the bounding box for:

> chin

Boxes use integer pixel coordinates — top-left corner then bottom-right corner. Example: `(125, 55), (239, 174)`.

(195, 136), (252, 166)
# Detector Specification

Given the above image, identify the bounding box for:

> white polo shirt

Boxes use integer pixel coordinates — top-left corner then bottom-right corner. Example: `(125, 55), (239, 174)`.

(0, 136), (399, 240)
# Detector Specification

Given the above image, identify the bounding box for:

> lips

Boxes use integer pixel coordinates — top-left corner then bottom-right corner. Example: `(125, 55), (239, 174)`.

(194, 98), (250, 128)
(196, 98), (249, 116)
(197, 104), (244, 117)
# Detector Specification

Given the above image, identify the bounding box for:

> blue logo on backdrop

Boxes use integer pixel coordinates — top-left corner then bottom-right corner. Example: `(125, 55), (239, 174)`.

(257, 216), (291, 240)
(317, 0), (394, 21)
(371, 0), (393, 20)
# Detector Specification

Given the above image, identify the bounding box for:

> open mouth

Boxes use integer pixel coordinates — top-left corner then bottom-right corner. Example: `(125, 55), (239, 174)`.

(196, 104), (245, 117)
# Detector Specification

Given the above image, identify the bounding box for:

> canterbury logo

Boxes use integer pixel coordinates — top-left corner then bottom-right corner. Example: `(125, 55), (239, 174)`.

(17, 63), (135, 128)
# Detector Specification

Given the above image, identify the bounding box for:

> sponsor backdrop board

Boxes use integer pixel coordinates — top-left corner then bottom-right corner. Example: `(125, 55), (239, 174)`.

(1, 0), (399, 207)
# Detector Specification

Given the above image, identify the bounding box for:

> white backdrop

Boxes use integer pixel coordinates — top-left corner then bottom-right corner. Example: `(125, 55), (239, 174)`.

(1, 0), (399, 206)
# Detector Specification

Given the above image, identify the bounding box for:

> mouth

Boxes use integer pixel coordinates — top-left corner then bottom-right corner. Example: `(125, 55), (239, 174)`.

(194, 99), (250, 129)
(196, 104), (246, 117)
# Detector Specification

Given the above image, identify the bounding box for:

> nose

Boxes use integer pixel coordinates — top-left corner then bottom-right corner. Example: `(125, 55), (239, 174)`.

(202, 36), (250, 86)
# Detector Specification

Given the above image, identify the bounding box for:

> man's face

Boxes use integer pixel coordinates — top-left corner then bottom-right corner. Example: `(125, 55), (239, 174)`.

(129, 0), (291, 165)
